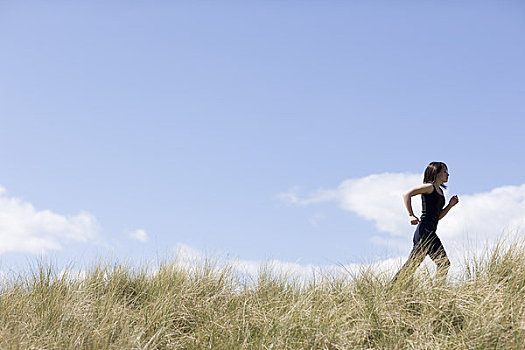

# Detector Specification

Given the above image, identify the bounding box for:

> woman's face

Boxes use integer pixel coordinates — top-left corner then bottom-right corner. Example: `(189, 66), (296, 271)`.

(438, 167), (449, 183)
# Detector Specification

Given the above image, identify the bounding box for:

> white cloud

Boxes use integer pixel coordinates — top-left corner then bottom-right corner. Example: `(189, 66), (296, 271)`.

(277, 173), (525, 267)
(337, 173), (422, 236)
(277, 173), (422, 238)
(128, 229), (149, 243)
(438, 185), (525, 242)
(173, 243), (401, 282)
(0, 186), (100, 254)
(173, 243), (210, 270)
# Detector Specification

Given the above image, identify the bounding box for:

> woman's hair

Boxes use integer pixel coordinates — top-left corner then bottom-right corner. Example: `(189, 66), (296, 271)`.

(423, 161), (448, 189)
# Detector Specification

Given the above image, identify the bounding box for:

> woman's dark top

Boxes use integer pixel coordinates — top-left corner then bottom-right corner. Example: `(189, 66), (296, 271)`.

(420, 185), (445, 226)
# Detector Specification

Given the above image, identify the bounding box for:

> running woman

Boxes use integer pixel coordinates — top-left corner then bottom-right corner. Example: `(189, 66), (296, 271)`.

(393, 162), (459, 282)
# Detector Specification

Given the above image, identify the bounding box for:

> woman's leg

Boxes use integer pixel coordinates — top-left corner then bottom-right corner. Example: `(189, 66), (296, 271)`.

(428, 235), (450, 280)
(392, 240), (428, 283)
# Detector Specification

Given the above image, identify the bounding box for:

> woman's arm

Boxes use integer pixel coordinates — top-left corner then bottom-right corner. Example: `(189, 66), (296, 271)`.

(439, 195), (459, 220)
(403, 184), (434, 225)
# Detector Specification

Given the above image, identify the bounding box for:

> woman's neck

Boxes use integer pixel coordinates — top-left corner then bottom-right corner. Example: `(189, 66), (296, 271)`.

(432, 182), (444, 195)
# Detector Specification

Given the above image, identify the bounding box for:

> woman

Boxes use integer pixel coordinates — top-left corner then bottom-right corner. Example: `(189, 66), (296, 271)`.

(393, 162), (459, 282)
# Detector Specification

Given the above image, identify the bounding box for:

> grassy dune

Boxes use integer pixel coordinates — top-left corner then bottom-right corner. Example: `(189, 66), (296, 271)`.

(0, 242), (524, 349)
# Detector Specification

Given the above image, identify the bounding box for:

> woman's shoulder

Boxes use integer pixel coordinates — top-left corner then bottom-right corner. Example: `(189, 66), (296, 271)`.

(408, 183), (435, 196)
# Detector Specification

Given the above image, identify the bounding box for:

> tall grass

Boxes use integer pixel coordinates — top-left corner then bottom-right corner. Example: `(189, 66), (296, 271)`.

(0, 242), (524, 349)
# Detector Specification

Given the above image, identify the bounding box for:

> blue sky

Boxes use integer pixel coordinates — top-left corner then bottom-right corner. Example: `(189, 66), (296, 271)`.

(0, 1), (524, 273)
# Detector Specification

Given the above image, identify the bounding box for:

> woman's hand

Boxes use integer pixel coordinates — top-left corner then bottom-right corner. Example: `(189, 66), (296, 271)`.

(449, 195), (459, 207)
(409, 215), (420, 225)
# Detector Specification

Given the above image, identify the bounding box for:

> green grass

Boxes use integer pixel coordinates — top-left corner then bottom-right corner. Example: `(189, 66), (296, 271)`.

(0, 242), (524, 349)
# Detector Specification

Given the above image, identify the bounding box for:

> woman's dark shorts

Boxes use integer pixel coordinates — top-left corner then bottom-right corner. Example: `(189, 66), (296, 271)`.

(410, 221), (447, 261)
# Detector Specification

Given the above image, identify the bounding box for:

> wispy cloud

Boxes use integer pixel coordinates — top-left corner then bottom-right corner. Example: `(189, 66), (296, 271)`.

(128, 229), (149, 243)
(0, 186), (100, 254)
(275, 186), (338, 206)
(308, 212), (327, 227)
